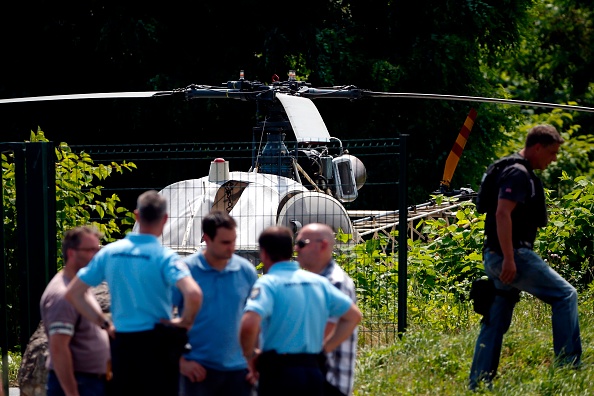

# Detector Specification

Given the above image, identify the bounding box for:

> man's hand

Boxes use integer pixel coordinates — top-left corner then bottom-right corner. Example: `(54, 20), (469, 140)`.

(500, 257), (517, 284)
(245, 349), (260, 385)
(162, 317), (193, 331)
(180, 357), (207, 383)
(104, 322), (116, 339)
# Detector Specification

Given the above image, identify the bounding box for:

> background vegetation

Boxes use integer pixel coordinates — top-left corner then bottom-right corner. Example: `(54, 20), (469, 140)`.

(2, 0), (594, 393)
(1, 131), (135, 351)
(347, 163), (594, 394)
(2, 0), (592, 207)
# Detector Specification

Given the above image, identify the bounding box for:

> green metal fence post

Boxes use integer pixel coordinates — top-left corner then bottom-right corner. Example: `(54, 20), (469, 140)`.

(398, 134), (408, 337)
(16, 142), (56, 352)
(0, 143), (9, 396)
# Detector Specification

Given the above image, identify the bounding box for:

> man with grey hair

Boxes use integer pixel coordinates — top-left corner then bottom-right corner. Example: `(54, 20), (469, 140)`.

(296, 223), (358, 396)
(66, 190), (203, 396)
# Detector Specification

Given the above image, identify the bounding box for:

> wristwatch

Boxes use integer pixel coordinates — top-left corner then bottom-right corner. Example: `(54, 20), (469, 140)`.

(100, 319), (111, 330)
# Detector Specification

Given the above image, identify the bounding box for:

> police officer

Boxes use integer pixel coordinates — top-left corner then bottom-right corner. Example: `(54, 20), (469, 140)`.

(66, 190), (203, 396)
(240, 226), (361, 396)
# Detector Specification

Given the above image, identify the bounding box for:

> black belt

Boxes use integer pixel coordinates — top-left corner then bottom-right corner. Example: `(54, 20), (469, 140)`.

(257, 350), (324, 370)
(50, 370), (107, 380)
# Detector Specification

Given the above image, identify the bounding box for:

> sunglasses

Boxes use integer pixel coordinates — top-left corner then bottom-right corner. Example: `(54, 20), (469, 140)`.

(295, 238), (324, 249)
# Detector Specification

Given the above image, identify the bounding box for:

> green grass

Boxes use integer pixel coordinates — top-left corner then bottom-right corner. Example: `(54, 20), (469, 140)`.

(2, 293), (591, 393)
(354, 293), (594, 395)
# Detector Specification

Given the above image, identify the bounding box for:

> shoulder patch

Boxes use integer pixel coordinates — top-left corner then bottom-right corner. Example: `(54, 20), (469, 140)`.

(249, 287), (260, 300)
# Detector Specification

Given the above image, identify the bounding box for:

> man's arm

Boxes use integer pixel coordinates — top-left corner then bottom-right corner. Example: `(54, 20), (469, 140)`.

(49, 333), (79, 396)
(324, 322), (336, 338)
(240, 311), (261, 359)
(323, 303), (362, 353)
(169, 276), (202, 330)
(65, 277), (109, 329)
(496, 198), (517, 284)
(240, 311), (261, 385)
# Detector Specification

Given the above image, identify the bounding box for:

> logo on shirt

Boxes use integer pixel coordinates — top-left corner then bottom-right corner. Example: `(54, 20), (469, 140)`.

(249, 287), (260, 300)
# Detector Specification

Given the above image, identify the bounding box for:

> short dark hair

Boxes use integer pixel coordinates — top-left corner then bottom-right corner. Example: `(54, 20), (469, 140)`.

(136, 190), (167, 224)
(525, 124), (564, 148)
(258, 226), (294, 263)
(202, 210), (237, 240)
(62, 226), (102, 262)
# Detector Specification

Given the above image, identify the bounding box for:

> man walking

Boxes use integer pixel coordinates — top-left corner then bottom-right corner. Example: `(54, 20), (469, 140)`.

(174, 211), (258, 395)
(240, 226), (361, 396)
(41, 226), (110, 396)
(66, 190), (203, 396)
(469, 125), (582, 390)
(296, 223), (358, 396)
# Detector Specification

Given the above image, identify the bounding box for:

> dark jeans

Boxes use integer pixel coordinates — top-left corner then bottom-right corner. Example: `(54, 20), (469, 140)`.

(179, 367), (251, 396)
(111, 328), (185, 396)
(46, 370), (106, 396)
(324, 381), (347, 396)
(469, 249), (582, 389)
(256, 351), (324, 396)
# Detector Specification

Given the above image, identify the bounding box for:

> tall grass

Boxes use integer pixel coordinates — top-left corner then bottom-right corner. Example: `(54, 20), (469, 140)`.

(354, 292), (593, 395)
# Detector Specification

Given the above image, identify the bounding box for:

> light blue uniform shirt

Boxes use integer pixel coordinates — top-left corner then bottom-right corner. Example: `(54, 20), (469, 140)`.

(244, 261), (352, 354)
(78, 233), (190, 332)
(172, 252), (257, 371)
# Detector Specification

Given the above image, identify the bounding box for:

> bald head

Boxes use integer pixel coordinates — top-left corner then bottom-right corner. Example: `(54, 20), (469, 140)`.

(295, 223), (335, 274)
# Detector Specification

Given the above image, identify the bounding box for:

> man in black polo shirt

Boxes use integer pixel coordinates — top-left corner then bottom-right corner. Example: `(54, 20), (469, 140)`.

(469, 124), (582, 390)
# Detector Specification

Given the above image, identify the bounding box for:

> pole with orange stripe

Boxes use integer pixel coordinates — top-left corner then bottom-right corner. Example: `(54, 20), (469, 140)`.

(440, 108), (477, 190)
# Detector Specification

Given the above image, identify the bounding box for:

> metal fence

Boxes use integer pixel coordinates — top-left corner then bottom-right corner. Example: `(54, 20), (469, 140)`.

(72, 136), (412, 345)
(1, 136), (477, 363)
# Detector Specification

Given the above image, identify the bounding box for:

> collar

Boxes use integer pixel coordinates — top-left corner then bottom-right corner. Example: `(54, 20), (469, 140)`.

(195, 251), (241, 272)
(320, 260), (336, 278)
(268, 261), (300, 273)
(125, 232), (159, 243)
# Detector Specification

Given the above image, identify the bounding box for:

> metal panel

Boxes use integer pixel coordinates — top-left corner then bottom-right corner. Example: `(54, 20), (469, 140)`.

(276, 94), (331, 142)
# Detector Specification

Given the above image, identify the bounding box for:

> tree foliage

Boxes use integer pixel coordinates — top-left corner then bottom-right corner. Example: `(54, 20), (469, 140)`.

(487, 0), (594, 133)
(0, 0), (544, 206)
(2, 130), (136, 348)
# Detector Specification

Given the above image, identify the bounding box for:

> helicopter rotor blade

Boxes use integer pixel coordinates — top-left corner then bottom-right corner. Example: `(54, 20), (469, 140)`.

(361, 91), (594, 113)
(0, 91), (175, 104)
(297, 87), (594, 113)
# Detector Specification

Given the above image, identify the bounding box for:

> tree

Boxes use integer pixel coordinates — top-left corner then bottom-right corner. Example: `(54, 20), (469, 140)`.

(487, 0), (594, 134)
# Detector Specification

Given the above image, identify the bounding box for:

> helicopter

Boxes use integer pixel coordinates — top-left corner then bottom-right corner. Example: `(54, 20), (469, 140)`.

(2, 70), (594, 264)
